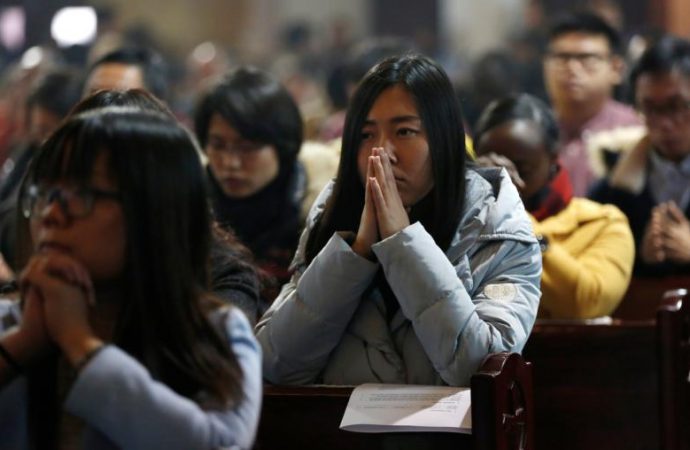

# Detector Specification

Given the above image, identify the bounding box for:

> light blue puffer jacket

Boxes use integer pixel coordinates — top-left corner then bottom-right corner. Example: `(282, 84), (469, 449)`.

(257, 167), (541, 387)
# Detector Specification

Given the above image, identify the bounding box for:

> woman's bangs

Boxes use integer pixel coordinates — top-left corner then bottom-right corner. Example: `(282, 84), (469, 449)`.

(30, 123), (106, 188)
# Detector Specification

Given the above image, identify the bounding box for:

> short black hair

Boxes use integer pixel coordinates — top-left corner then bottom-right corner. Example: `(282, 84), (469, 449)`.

(88, 47), (169, 101)
(325, 37), (415, 110)
(70, 88), (174, 117)
(194, 66), (303, 172)
(474, 93), (560, 157)
(345, 37), (416, 87)
(548, 11), (622, 55)
(629, 35), (690, 99)
(26, 69), (83, 118)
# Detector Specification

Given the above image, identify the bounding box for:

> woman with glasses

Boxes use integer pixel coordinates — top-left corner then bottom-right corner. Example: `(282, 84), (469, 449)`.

(194, 67), (308, 302)
(68, 89), (262, 325)
(0, 107), (261, 449)
(256, 55), (541, 387)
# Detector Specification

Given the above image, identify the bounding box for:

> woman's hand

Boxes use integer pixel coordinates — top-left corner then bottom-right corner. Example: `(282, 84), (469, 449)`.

(352, 149), (380, 259)
(660, 201), (690, 264)
(20, 253), (102, 367)
(368, 147), (410, 239)
(18, 285), (51, 351)
(0, 285), (53, 375)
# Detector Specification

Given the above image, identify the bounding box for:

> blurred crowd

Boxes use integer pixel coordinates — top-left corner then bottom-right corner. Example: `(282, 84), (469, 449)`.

(0, 0), (687, 314)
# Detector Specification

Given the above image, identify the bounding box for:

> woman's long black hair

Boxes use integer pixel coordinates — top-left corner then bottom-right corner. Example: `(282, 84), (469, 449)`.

(21, 108), (244, 446)
(305, 54), (468, 263)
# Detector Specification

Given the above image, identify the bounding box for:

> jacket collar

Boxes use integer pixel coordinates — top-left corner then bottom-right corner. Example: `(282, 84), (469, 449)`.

(445, 167), (536, 264)
(609, 134), (651, 194)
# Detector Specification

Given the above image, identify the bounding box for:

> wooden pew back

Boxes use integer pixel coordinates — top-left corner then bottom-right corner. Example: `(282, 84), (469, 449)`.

(523, 320), (657, 450)
(614, 276), (690, 320)
(658, 288), (690, 450)
(255, 353), (533, 450)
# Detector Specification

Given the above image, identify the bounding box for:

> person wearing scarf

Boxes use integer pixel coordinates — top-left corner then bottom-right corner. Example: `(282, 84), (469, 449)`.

(195, 67), (306, 303)
(476, 94), (634, 319)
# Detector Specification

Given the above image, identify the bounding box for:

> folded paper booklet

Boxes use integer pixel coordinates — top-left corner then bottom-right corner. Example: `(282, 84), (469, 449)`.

(340, 383), (472, 434)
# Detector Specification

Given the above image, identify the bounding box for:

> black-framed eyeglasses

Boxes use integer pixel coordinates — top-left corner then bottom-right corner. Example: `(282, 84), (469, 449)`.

(21, 184), (121, 219)
(206, 138), (267, 157)
(638, 99), (690, 121)
(545, 51), (611, 71)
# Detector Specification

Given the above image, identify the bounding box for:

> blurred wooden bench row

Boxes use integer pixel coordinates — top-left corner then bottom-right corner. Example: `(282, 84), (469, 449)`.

(524, 277), (690, 450)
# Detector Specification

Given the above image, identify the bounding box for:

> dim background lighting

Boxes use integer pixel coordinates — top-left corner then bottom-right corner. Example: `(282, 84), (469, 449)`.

(0, 7), (25, 51)
(20, 46), (43, 69)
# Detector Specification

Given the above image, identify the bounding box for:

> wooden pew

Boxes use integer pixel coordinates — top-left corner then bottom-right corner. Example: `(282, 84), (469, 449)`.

(255, 352), (533, 450)
(522, 320), (657, 450)
(657, 288), (690, 450)
(613, 276), (690, 320)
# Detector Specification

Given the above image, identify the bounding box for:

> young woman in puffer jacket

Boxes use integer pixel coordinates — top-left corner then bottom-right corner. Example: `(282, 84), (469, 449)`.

(256, 54), (542, 387)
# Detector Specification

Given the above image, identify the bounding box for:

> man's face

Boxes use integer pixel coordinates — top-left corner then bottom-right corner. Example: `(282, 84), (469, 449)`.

(544, 32), (622, 108)
(636, 71), (690, 162)
(83, 63), (145, 97)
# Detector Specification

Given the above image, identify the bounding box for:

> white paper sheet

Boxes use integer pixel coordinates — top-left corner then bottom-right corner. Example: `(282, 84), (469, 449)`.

(340, 383), (472, 434)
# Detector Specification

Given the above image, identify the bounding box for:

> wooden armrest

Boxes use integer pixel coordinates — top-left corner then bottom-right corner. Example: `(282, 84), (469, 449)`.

(472, 353), (533, 450)
(657, 289), (690, 450)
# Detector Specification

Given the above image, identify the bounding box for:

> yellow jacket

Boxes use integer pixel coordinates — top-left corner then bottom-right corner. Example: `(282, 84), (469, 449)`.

(533, 198), (634, 319)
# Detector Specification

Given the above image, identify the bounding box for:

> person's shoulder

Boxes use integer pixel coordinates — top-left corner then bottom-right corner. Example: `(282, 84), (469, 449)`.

(464, 166), (522, 210)
(298, 139), (340, 220)
(599, 100), (643, 128)
(565, 197), (630, 223)
(462, 167), (535, 243)
(304, 179), (335, 228)
(606, 99), (639, 116)
(298, 140), (340, 192)
(206, 306), (261, 362)
(209, 306), (254, 336)
(298, 140), (340, 174)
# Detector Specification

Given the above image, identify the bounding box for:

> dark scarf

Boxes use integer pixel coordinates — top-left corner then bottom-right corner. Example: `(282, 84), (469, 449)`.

(207, 162), (305, 264)
(524, 163), (574, 221)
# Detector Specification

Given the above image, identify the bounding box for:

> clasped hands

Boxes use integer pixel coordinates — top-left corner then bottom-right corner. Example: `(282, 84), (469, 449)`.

(641, 201), (690, 265)
(13, 253), (102, 368)
(351, 147), (410, 259)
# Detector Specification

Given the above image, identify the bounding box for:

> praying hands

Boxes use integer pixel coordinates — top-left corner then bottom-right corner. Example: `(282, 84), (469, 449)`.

(641, 201), (690, 265)
(351, 147), (410, 259)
